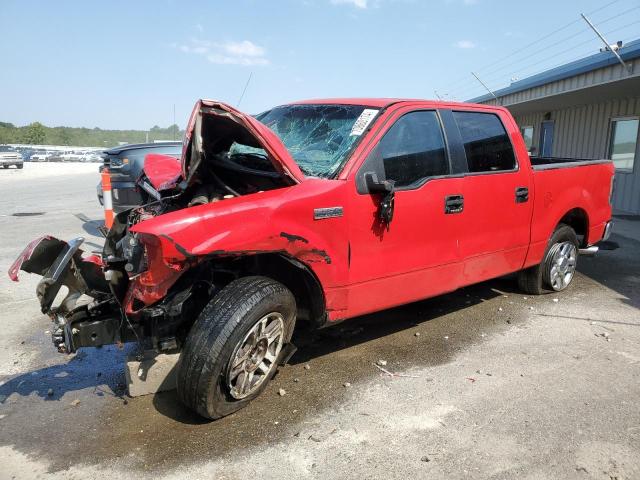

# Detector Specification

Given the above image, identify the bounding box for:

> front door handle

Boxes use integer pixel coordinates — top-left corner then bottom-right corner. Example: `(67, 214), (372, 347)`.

(445, 194), (464, 214)
(515, 186), (529, 203)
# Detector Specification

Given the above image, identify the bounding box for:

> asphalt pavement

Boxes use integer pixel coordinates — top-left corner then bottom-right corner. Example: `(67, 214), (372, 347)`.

(0, 163), (639, 479)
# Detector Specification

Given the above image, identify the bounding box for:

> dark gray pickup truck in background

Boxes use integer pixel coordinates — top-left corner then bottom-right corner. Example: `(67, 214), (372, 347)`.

(97, 141), (182, 211)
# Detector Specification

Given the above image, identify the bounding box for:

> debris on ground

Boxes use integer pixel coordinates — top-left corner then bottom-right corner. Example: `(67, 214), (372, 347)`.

(278, 388), (287, 396)
(308, 435), (322, 443)
(304, 364), (311, 370)
(414, 332), (421, 337)
(343, 382), (351, 388)
(421, 455), (431, 463)
(498, 307), (503, 312)
(466, 377), (476, 383)
(377, 359), (387, 366)
(444, 336), (449, 340)
(70, 399), (80, 406)
(293, 378), (299, 383)
(373, 363), (421, 378)
(595, 332), (611, 341)
(553, 298), (559, 303)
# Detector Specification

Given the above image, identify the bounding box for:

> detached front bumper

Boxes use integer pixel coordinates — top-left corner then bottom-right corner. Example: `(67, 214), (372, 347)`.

(8, 236), (124, 353)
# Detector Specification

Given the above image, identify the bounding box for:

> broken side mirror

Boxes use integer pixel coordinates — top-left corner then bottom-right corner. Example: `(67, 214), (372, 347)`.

(364, 171), (395, 228)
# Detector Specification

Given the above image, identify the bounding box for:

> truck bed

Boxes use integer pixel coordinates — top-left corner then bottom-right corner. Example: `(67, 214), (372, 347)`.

(530, 156), (612, 170)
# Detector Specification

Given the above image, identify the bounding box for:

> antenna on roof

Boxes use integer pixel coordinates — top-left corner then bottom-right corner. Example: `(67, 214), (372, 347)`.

(471, 72), (500, 103)
(434, 90), (443, 100)
(237, 72), (253, 108)
(580, 13), (632, 74)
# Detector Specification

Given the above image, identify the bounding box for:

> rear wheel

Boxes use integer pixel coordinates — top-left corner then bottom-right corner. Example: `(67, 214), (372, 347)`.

(176, 276), (296, 419)
(518, 224), (579, 295)
(17, 164), (23, 169)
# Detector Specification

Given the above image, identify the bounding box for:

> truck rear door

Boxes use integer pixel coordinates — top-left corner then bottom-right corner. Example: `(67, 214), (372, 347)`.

(446, 108), (533, 285)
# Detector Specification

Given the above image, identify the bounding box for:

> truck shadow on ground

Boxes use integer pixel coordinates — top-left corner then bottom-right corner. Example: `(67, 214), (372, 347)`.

(150, 276), (522, 425)
(0, 344), (130, 403)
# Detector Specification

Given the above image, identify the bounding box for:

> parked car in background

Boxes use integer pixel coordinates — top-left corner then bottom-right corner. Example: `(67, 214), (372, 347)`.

(30, 151), (51, 162)
(18, 148), (35, 161)
(10, 99), (614, 420)
(61, 151), (84, 162)
(0, 145), (24, 169)
(96, 141), (182, 211)
(81, 151), (103, 163)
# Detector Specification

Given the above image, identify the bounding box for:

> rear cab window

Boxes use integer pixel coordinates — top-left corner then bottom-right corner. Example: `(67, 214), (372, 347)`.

(452, 111), (516, 173)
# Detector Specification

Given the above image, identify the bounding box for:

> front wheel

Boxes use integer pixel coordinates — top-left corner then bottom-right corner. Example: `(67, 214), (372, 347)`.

(518, 224), (579, 295)
(176, 276), (296, 420)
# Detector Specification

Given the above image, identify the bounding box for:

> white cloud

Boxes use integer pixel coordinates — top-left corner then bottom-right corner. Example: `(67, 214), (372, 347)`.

(223, 40), (265, 58)
(331, 0), (368, 8)
(176, 38), (269, 66)
(454, 40), (476, 49)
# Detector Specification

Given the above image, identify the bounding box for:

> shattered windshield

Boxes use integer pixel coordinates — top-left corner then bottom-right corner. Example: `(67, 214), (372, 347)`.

(229, 104), (379, 178)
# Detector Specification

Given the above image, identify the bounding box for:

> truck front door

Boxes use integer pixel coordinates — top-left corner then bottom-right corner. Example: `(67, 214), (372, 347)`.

(346, 108), (464, 318)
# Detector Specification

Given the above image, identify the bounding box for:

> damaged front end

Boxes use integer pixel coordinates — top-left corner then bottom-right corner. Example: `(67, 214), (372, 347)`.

(7, 99), (307, 356)
(8, 214), (196, 355)
(8, 236), (130, 353)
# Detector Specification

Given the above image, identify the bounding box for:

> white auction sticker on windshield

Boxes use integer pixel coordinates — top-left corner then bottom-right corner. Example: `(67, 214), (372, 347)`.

(350, 109), (378, 136)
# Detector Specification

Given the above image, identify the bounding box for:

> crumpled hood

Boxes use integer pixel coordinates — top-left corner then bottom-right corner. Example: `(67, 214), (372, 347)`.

(181, 99), (305, 185)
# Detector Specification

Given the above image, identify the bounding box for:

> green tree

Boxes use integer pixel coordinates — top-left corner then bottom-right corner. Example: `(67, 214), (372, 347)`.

(58, 128), (72, 145)
(22, 122), (46, 145)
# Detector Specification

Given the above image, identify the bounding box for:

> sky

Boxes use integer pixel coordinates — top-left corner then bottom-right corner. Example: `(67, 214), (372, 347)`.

(1, 0), (639, 130)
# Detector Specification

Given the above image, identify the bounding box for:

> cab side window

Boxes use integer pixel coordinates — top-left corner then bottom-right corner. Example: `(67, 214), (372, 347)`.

(378, 110), (449, 188)
(453, 111), (516, 172)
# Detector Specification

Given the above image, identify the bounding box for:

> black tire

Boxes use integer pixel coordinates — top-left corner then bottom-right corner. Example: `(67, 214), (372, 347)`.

(518, 224), (579, 295)
(176, 276), (296, 420)
(17, 164), (23, 169)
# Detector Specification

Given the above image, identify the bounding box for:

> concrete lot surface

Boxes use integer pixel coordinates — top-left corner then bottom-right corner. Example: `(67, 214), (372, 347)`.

(0, 163), (639, 479)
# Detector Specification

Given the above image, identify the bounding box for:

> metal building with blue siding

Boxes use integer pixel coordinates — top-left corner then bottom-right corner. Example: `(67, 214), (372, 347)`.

(472, 39), (640, 215)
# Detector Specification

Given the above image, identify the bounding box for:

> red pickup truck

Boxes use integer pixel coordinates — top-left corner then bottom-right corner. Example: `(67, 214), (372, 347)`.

(9, 98), (614, 419)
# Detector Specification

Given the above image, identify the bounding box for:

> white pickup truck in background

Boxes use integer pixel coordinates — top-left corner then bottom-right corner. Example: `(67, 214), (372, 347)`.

(0, 145), (23, 169)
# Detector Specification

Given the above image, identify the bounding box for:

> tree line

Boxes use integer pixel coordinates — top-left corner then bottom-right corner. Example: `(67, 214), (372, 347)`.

(0, 121), (184, 147)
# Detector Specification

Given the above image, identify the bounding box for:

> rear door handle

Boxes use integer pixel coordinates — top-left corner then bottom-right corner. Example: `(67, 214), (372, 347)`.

(515, 187), (529, 203)
(445, 194), (464, 214)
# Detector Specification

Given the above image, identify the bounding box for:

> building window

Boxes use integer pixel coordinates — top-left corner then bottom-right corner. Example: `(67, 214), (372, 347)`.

(609, 118), (639, 172)
(452, 111), (516, 173)
(520, 126), (534, 151)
